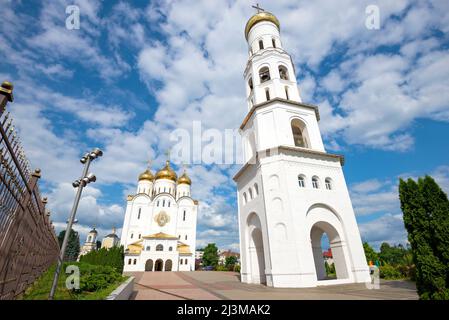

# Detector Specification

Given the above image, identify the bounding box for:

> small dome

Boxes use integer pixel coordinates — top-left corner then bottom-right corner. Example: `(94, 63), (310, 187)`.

(177, 171), (191, 185)
(138, 169), (154, 181)
(155, 160), (177, 181)
(245, 11), (280, 40)
(89, 227), (97, 234)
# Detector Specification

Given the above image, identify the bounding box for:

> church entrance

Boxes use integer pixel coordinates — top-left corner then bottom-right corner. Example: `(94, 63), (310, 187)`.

(145, 259), (153, 271)
(310, 221), (349, 281)
(165, 259), (172, 271)
(247, 212), (266, 284)
(155, 259), (163, 271)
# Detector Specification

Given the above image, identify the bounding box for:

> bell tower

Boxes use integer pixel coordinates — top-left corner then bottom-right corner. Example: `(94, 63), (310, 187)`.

(235, 8), (370, 288)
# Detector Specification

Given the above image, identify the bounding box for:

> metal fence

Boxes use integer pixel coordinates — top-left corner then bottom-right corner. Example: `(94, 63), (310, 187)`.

(0, 81), (60, 300)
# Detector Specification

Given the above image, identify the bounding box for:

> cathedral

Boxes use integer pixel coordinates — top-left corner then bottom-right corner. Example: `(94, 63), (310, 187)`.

(234, 10), (370, 287)
(120, 161), (198, 272)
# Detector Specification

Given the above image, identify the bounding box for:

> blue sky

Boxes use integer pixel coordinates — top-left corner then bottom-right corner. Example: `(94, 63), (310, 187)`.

(1, 0), (448, 251)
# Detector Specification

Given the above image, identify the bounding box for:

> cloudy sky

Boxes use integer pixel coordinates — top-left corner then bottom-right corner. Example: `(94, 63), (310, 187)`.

(1, 0), (448, 251)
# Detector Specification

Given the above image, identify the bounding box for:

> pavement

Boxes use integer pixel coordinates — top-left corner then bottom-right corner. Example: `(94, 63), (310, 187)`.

(125, 271), (418, 300)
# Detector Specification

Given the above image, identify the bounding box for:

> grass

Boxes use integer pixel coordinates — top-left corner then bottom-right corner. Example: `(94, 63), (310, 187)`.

(19, 262), (127, 300)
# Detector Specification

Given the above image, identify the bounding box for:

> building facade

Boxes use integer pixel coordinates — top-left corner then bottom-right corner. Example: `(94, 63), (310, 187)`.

(79, 227), (98, 258)
(234, 11), (370, 288)
(120, 161), (198, 272)
(101, 228), (120, 249)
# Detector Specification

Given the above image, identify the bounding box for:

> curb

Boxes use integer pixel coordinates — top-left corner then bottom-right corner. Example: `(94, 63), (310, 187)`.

(106, 276), (135, 300)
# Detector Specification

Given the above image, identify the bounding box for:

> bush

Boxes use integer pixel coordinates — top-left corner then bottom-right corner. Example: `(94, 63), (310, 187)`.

(233, 265), (241, 273)
(215, 264), (228, 271)
(79, 246), (124, 273)
(379, 264), (403, 279)
(76, 263), (123, 292)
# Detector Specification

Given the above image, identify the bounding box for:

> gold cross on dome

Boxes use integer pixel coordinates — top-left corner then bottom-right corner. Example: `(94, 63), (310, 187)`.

(252, 3), (265, 13)
(165, 148), (171, 162)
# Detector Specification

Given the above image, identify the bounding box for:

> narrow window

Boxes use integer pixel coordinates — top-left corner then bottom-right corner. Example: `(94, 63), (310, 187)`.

(157, 200), (160, 207)
(243, 192), (247, 204)
(272, 38), (276, 48)
(146, 246), (151, 251)
(133, 259), (137, 265)
(138, 208), (141, 219)
(298, 176), (305, 188)
(291, 119), (308, 148)
(168, 201), (170, 207)
(180, 259), (183, 265)
(138, 234), (141, 239)
(259, 40), (264, 50)
(185, 259), (188, 264)
(265, 88), (270, 101)
(285, 86), (289, 100)
(183, 210), (186, 221)
(130, 233), (134, 239)
(163, 199), (165, 207)
(128, 259), (132, 265)
(312, 177), (319, 189)
(248, 77), (253, 92)
(249, 188), (253, 200)
(254, 183), (259, 196)
(185, 235), (188, 240)
(279, 65), (289, 80)
(169, 247), (173, 251)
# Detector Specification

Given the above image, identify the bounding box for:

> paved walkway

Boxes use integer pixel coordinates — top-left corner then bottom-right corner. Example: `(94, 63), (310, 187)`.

(125, 271), (418, 300)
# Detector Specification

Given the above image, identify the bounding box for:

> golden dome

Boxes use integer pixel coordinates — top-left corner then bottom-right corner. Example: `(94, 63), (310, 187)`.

(138, 169), (154, 181)
(155, 160), (177, 181)
(177, 171), (191, 185)
(245, 11), (280, 40)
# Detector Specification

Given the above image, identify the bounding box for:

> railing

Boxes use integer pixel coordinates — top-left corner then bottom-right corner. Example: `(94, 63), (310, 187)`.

(0, 81), (59, 300)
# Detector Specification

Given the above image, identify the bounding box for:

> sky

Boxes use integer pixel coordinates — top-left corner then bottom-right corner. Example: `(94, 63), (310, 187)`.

(0, 0), (448, 251)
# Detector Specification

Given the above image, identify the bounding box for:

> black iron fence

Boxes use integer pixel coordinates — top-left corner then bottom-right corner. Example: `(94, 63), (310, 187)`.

(0, 81), (59, 300)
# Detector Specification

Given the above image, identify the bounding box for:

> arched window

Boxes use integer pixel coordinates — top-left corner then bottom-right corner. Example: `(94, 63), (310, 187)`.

(312, 176), (319, 189)
(156, 244), (163, 251)
(157, 200), (160, 207)
(87, 236), (92, 242)
(185, 235), (188, 240)
(259, 67), (270, 83)
(298, 175), (305, 188)
(259, 40), (264, 50)
(291, 119), (309, 148)
(272, 38), (276, 48)
(325, 178), (332, 190)
(168, 201), (171, 207)
(169, 246), (173, 251)
(162, 199), (165, 207)
(279, 65), (289, 80)
(130, 233), (134, 239)
(128, 259), (132, 265)
(254, 183), (259, 196)
(285, 86), (289, 100)
(248, 77), (253, 92)
(138, 208), (141, 219)
(249, 188), (253, 200)
(133, 259), (137, 265)
(243, 192), (247, 204)
(183, 210), (186, 221)
(180, 259), (183, 265)
(138, 234), (141, 239)
(184, 259), (188, 264)
(265, 88), (270, 101)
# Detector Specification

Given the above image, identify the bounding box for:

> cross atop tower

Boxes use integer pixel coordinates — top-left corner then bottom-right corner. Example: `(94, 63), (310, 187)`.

(252, 3), (265, 13)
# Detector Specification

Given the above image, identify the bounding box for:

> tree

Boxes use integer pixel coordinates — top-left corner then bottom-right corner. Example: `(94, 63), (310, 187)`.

(225, 256), (238, 269)
(379, 242), (408, 266)
(202, 243), (219, 267)
(363, 242), (378, 265)
(58, 229), (80, 261)
(80, 245), (125, 273)
(399, 177), (449, 300)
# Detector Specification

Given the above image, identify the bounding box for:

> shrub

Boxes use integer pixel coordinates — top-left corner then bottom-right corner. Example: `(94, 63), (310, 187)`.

(215, 264), (228, 271)
(233, 265), (241, 273)
(79, 246), (124, 273)
(379, 264), (403, 279)
(76, 263), (123, 293)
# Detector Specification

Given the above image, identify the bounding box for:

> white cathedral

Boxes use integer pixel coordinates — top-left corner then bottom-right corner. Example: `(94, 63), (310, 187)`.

(234, 11), (370, 287)
(120, 161), (198, 272)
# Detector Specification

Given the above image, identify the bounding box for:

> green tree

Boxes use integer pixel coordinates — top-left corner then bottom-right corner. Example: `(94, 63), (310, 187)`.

(363, 242), (378, 265)
(399, 177), (449, 300)
(225, 256), (238, 269)
(80, 245), (125, 273)
(202, 243), (219, 267)
(379, 242), (408, 266)
(58, 229), (80, 261)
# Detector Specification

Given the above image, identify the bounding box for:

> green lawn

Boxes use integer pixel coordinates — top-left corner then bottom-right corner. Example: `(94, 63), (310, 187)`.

(20, 262), (127, 300)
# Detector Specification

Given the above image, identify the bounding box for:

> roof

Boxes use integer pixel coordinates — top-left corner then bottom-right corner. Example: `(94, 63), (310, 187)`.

(177, 243), (192, 255)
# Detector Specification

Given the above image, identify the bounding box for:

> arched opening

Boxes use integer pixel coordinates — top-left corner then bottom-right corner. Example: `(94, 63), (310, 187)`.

(254, 183), (259, 196)
(248, 188), (253, 200)
(259, 67), (270, 83)
(155, 259), (164, 271)
(272, 38), (276, 48)
(285, 86), (289, 100)
(243, 192), (247, 204)
(247, 213), (266, 284)
(248, 77), (253, 93)
(325, 178), (333, 190)
(265, 88), (270, 101)
(145, 259), (153, 271)
(291, 119), (310, 148)
(156, 244), (163, 251)
(312, 176), (320, 189)
(310, 221), (349, 281)
(165, 259), (172, 271)
(258, 40), (264, 50)
(279, 65), (289, 80)
(298, 175), (305, 188)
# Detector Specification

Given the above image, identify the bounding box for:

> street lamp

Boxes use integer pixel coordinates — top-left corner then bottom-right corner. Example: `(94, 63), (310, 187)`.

(48, 147), (103, 300)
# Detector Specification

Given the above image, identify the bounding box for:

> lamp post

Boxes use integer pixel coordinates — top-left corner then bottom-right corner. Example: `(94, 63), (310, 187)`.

(48, 148), (103, 300)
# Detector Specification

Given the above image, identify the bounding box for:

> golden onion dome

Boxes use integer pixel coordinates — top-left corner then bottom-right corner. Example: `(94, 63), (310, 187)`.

(245, 11), (280, 40)
(155, 160), (177, 181)
(177, 171), (191, 185)
(138, 169), (154, 181)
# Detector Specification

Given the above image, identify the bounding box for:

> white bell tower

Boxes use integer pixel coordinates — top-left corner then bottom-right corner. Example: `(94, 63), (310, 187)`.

(235, 9), (370, 288)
